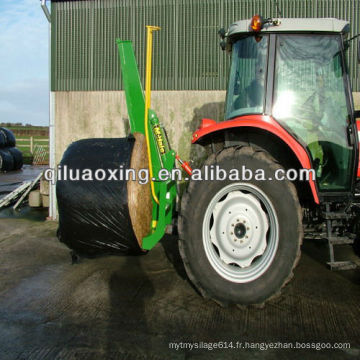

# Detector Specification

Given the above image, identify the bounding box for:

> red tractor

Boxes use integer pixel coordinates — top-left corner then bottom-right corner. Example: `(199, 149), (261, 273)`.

(178, 15), (360, 306)
(57, 15), (360, 308)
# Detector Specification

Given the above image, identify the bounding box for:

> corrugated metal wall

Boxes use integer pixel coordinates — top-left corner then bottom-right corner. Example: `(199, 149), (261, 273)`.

(51, 0), (360, 91)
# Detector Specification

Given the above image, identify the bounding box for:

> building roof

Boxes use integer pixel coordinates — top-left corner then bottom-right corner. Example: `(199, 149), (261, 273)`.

(50, 0), (88, 2)
(228, 18), (350, 37)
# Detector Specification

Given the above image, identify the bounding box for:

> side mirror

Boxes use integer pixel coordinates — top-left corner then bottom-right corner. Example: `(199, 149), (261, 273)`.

(218, 28), (227, 51)
(218, 28), (226, 39)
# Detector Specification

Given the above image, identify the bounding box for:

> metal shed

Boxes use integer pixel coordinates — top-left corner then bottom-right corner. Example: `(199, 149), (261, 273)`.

(42, 0), (360, 218)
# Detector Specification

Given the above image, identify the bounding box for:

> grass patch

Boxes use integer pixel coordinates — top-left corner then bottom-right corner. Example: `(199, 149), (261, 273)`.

(16, 136), (49, 165)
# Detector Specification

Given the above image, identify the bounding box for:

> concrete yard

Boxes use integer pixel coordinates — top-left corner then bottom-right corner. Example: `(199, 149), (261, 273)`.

(0, 213), (359, 360)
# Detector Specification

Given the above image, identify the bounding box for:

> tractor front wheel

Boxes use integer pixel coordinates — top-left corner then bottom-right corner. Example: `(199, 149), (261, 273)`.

(178, 146), (303, 306)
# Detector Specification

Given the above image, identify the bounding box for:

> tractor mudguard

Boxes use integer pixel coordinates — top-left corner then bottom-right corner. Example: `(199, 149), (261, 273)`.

(357, 120), (360, 178)
(192, 114), (319, 204)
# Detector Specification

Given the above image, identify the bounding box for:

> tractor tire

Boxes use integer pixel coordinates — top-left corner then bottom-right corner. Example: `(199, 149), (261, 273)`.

(351, 215), (360, 257)
(178, 146), (303, 307)
(354, 239), (360, 258)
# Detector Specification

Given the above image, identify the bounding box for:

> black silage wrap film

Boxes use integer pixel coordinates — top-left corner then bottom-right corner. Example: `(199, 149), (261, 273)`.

(0, 148), (15, 171)
(0, 130), (6, 148)
(56, 137), (141, 257)
(0, 127), (22, 172)
(0, 127), (16, 147)
(8, 147), (23, 170)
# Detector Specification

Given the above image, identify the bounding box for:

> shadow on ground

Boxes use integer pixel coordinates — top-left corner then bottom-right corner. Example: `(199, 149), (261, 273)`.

(0, 217), (359, 360)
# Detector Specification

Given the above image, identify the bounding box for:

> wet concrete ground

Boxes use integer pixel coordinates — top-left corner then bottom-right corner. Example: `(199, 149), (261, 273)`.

(0, 165), (47, 200)
(0, 214), (359, 359)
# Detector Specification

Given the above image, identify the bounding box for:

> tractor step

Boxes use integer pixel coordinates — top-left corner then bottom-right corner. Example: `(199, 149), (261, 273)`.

(323, 204), (358, 271)
(321, 211), (351, 220)
(327, 261), (358, 271)
(328, 236), (354, 245)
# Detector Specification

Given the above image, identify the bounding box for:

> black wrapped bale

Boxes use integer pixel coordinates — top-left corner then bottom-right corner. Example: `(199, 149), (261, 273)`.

(0, 148), (14, 172)
(56, 137), (144, 257)
(0, 128), (16, 147)
(0, 131), (6, 148)
(8, 147), (23, 170)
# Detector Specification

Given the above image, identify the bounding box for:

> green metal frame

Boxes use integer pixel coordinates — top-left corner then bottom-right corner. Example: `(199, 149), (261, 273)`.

(116, 39), (177, 250)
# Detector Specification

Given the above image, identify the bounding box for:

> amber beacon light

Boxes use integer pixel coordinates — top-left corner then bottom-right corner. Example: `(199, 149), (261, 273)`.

(251, 14), (264, 32)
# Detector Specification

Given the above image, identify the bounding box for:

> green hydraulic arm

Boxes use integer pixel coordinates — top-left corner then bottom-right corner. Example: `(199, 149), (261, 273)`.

(116, 40), (145, 135)
(116, 36), (177, 251)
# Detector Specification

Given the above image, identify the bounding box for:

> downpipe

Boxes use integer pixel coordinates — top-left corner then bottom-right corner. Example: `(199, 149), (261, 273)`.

(41, 0), (51, 23)
(40, 0), (57, 219)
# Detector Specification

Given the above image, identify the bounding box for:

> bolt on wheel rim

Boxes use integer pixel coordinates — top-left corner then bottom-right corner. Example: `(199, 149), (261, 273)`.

(203, 183), (279, 283)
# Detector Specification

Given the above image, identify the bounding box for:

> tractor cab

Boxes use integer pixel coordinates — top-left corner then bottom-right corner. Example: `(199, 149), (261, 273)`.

(223, 16), (357, 195)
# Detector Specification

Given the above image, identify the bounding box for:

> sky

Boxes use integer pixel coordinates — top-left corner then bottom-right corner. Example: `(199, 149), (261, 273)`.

(0, 0), (49, 126)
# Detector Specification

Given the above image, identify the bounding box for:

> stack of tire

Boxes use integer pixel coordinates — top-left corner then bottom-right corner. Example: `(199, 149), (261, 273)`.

(0, 127), (23, 172)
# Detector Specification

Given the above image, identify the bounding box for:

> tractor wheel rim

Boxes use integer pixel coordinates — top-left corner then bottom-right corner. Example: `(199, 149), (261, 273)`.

(203, 183), (279, 283)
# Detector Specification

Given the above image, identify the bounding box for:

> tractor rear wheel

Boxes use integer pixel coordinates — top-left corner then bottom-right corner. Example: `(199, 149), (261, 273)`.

(178, 146), (303, 306)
